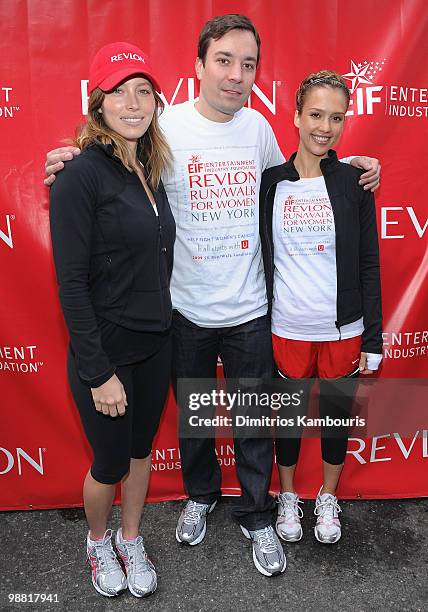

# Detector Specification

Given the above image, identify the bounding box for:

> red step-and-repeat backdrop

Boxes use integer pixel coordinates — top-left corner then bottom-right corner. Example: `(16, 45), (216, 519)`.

(1, 0), (427, 510)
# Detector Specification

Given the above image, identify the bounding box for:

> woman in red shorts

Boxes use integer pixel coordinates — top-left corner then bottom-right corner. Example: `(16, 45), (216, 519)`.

(260, 70), (382, 545)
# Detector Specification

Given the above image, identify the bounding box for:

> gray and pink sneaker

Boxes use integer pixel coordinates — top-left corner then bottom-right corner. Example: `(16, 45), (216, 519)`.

(86, 529), (127, 597)
(276, 492), (304, 542)
(314, 489), (342, 544)
(115, 528), (157, 598)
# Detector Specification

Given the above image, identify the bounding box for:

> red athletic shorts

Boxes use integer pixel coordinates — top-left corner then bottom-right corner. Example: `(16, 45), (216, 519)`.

(272, 334), (361, 379)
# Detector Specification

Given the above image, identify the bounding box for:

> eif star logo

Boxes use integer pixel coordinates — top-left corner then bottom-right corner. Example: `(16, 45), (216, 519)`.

(343, 59), (386, 93)
(189, 154), (201, 164)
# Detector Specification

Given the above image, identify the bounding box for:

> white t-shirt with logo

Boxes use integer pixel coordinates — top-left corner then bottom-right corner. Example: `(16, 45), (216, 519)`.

(272, 176), (364, 341)
(160, 101), (284, 327)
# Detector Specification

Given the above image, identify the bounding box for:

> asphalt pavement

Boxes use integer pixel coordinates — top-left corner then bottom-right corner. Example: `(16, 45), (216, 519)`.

(1, 497), (427, 612)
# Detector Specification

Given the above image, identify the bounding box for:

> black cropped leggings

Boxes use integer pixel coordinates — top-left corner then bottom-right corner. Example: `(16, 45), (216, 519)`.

(275, 374), (359, 466)
(67, 337), (172, 484)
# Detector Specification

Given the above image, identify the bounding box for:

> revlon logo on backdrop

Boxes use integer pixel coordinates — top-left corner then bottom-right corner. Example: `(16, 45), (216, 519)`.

(0, 86), (20, 119)
(80, 79), (279, 115)
(342, 59), (428, 118)
(0, 345), (44, 374)
(0, 214), (14, 249)
(381, 206), (428, 239)
(0, 447), (45, 476)
(348, 431), (428, 464)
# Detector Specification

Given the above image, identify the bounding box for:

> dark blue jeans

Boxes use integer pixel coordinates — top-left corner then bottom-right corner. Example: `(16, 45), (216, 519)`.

(172, 310), (275, 530)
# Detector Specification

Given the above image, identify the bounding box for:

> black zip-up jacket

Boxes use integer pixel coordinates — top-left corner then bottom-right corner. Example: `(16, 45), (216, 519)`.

(49, 142), (176, 386)
(259, 150), (382, 354)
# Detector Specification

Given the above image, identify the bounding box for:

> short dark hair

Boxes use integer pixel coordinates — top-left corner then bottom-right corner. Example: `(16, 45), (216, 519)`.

(198, 14), (261, 65)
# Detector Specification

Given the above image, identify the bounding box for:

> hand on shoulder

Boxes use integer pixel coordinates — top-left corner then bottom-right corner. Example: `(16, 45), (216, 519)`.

(44, 146), (81, 186)
(350, 156), (381, 192)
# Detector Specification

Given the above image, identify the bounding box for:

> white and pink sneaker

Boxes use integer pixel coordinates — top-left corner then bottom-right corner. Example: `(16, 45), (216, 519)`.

(314, 488), (342, 544)
(276, 492), (304, 542)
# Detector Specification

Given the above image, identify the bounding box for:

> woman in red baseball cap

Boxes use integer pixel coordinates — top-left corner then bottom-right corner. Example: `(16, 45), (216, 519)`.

(49, 42), (175, 598)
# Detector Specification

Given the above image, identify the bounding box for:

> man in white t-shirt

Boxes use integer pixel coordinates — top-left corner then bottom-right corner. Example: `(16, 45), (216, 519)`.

(162, 17), (287, 578)
(44, 14), (380, 577)
(160, 15), (379, 578)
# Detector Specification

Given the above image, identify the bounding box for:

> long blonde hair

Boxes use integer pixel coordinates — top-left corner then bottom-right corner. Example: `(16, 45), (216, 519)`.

(75, 85), (172, 189)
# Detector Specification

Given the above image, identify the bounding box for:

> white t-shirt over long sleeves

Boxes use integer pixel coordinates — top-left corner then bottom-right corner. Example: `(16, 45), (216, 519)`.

(160, 101), (284, 327)
(272, 176), (364, 340)
(271, 175), (382, 371)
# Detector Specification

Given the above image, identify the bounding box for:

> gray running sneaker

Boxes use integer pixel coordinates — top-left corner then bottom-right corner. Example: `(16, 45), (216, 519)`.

(240, 524), (287, 576)
(175, 499), (217, 545)
(115, 528), (157, 598)
(86, 529), (127, 597)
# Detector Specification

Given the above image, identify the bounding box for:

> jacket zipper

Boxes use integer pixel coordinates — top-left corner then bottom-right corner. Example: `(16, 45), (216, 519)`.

(264, 183), (276, 309)
(157, 213), (166, 329)
(106, 255), (112, 300)
(140, 172), (167, 329)
(323, 172), (341, 342)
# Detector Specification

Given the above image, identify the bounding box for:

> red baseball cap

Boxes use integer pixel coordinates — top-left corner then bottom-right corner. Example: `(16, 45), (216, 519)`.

(88, 42), (161, 94)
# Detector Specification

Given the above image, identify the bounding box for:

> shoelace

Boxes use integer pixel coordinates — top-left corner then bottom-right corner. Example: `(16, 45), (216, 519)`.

(254, 527), (278, 553)
(278, 495), (304, 519)
(183, 501), (208, 525)
(92, 531), (120, 574)
(314, 497), (342, 523)
(123, 536), (151, 575)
